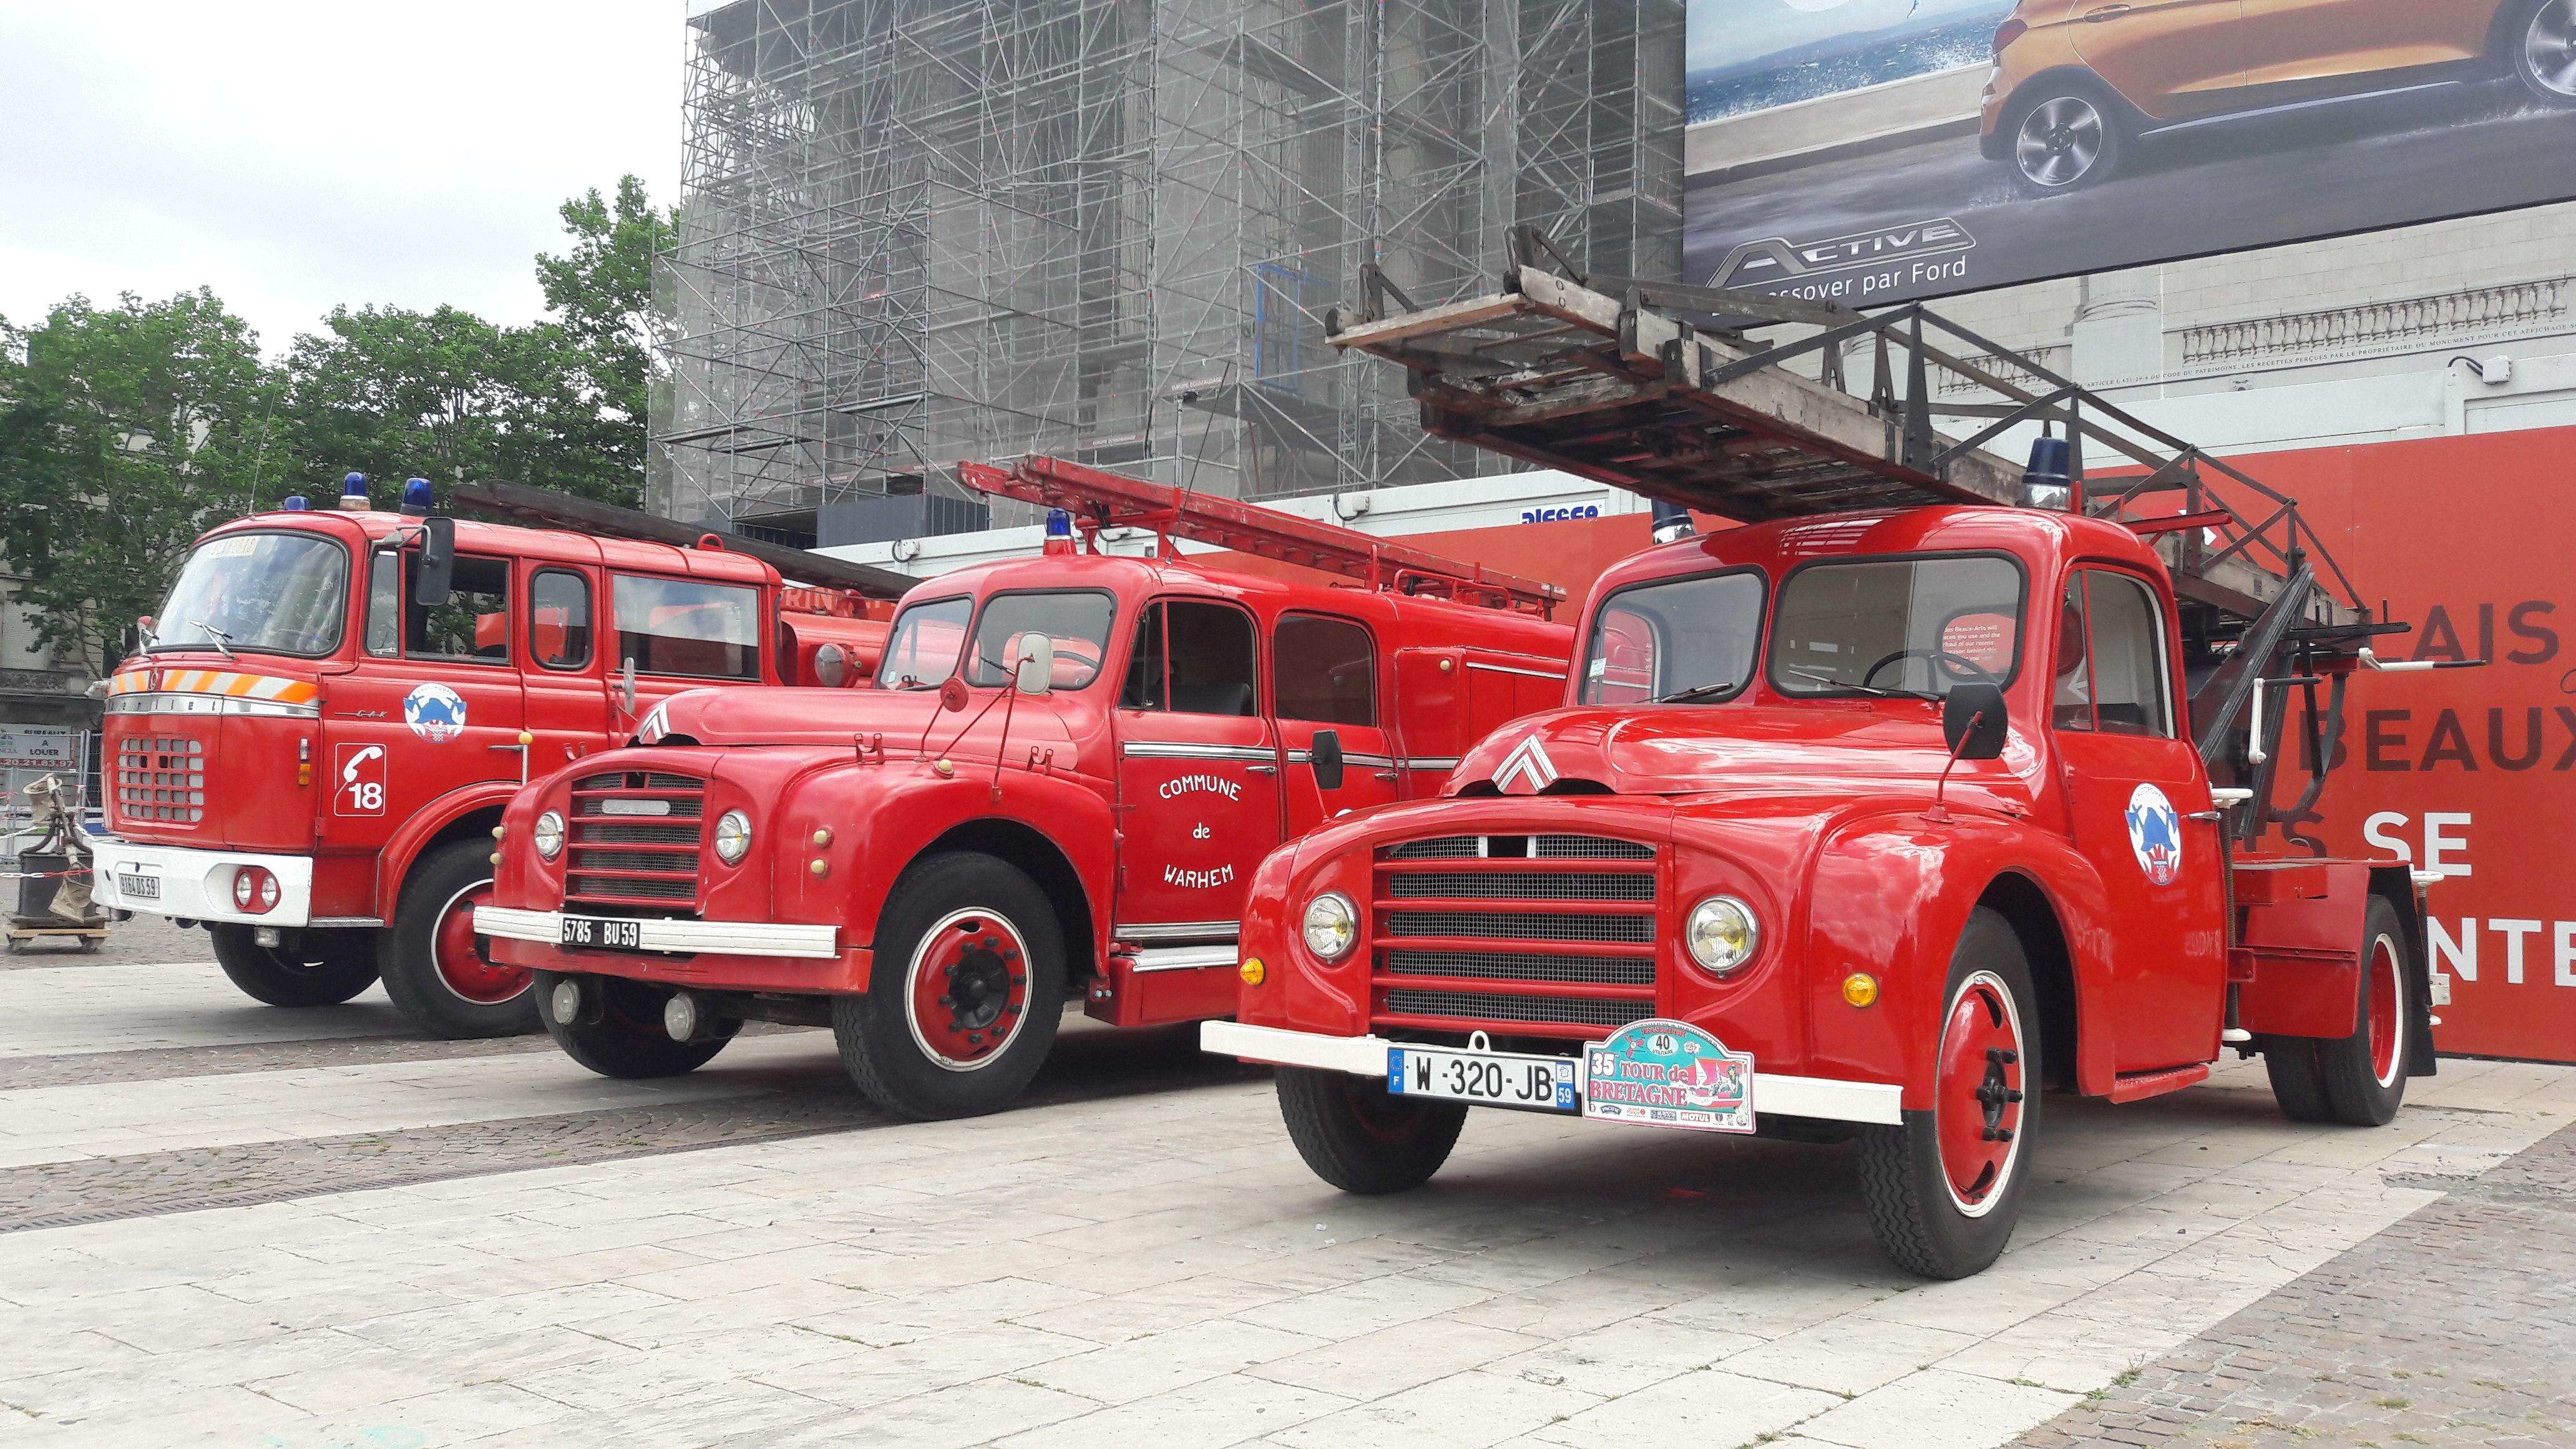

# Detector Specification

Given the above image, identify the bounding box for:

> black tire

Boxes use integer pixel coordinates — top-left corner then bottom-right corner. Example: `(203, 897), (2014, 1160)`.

(378, 839), (538, 1040)
(1858, 907), (2041, 1280)
(2316, 895), (2413, 1126)
(2511, 0), (2576, 105)
(1276, 1065), (1466, 1194)
(833, 852), (1066, 1120)
(2262, 1034), (2336, 1123)
(535, 969), (734, 1078)
(209, 924), (378, 1007)
(2006, 85), (2125, 193)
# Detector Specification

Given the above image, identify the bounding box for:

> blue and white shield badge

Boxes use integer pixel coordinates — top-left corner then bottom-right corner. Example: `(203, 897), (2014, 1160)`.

(403, 683), (469, 743)
(2124, 783), (2183, 886)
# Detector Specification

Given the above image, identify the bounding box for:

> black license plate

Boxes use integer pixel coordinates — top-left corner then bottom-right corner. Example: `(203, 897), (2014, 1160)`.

(559, 916), (642, 949)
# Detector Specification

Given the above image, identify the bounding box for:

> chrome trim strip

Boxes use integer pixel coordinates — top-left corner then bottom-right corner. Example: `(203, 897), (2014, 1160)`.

(1284, 750), (1397, 768)
(1130, 944), (1239, 973)
(476, 906), (840, 960)
(1198, 1022), (1905, 1126)
(2136, 80), (2462, 140)
(106, 694), (321, 719)
(308, 916), (385, 929)
(1466, 662), (1567, 681)
(1402, 756), (1460, 771)
(1115, 920), (1240, 942)
(1121, 742), (1279, 762)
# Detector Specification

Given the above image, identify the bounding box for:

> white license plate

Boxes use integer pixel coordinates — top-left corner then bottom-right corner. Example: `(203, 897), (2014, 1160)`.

(559, 916), (642, 949)
(117, 872), (160, 901)
(1388, 1046), (1577, 1112)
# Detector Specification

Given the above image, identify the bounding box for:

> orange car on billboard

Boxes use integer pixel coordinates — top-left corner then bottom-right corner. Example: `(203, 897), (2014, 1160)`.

(1980, 0), (2576, 191)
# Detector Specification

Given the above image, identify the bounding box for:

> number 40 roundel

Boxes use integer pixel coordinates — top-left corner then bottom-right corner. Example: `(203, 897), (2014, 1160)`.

(336, 743), (388, 816)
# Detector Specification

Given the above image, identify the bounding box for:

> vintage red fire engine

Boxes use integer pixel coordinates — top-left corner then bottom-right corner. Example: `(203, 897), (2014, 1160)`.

(475, 457), (1577, 1120)
(92, 474), (896, 1037)
(1204, 250), (2469, 1280)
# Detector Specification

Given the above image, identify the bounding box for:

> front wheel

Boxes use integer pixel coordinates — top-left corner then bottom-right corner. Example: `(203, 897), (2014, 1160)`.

(833, 852), (1066, 1120)
(377, 839), (537, 1038)
(1858, 907), (2041, 1280)
(1276, 1066), (1466, 1194)
(209, 924), (378, 1007)
(2514, 0), (2576, 105)
(2008, 89), (2124, 193)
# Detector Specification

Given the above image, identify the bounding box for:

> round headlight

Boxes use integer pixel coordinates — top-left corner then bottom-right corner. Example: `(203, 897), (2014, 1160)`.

(1685, 895), (1759, 975)
(813, 643), (849, 689)
(1302, 892), (1358, 960)
(714, 810), (753, 866)
(532, 811), (565, 861)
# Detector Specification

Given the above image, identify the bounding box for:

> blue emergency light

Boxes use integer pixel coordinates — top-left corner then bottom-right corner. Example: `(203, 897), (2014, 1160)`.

(1043, 507), (1077, 555)
(400, 478), (434, 515)
(282, 495), (310, 512)
(339, 472), (372, 511)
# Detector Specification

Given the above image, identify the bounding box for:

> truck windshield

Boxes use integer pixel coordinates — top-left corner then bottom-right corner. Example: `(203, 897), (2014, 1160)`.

(877, 596), (970, 690)
(1770, 555), (2024, 699)
(152, 531), (349, 657)
(966, 591), (1115, 689)
(1581, 570), (1765, 705)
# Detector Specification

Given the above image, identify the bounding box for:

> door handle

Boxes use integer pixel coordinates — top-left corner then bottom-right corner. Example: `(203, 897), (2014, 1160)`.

(2082, 4), (2132, 20)
(1247, 765), (1278, 776)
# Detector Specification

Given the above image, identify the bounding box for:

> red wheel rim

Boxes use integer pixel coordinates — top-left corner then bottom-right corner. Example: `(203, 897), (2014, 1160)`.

(2367, 933), (2404, 1087)
(904, 909), (1033, 1071)
(434, 878), (528, 1005)
(1934, 971), (2027, 1216)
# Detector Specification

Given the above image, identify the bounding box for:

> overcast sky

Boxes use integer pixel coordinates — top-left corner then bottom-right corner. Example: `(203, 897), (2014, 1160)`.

(1689, 0), (2009, 74)
(0, 2), (684, 356)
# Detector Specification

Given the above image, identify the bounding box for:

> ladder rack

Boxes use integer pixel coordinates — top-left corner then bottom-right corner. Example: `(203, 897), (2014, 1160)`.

(959, 456), (1567, 617)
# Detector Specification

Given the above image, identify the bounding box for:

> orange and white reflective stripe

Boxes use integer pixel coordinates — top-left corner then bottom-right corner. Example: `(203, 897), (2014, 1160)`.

(141, 671), (321, 705)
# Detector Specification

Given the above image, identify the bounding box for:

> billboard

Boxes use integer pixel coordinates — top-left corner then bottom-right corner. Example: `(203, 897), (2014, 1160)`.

(1686, 1), (2576, 307)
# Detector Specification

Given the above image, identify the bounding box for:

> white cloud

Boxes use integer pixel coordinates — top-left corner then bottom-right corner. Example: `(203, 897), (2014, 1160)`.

(0, 1), (683, 355)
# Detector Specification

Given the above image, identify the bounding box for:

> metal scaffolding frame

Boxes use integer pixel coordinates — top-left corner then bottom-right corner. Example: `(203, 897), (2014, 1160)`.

(654, 0), (1683, 542)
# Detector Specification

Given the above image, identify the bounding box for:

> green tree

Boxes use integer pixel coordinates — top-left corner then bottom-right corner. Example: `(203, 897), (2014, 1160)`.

(535, 174), (676, 434)
(0, 291), (283, 675)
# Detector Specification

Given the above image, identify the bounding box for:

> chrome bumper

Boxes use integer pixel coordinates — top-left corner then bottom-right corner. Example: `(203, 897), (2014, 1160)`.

(475, 906), (839, 960)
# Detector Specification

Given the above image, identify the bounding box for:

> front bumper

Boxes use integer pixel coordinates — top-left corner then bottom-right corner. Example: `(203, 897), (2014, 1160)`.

(476, 906), (839, 959)
(89, 838), (316, 927)
(1201, 1020), (1904, 1126)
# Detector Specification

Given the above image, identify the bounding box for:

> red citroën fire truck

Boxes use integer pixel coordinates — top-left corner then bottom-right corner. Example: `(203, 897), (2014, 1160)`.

(476, 457), (1578, 1120)
(1206, 243), (2474, 1279)
(92, 475), (906, 1038)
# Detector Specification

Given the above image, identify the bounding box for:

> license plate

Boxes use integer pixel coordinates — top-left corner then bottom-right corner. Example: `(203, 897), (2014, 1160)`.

(559, 916), (642, 949)
(1388, 1045), (1577, 1112)
(117, 872), (160, 901)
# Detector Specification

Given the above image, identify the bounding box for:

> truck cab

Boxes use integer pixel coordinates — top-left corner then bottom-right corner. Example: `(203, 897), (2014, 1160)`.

(480, 474), (1576, 1121)
(1208, 505), (2439, 1279)
(93, 494), (887, 1037)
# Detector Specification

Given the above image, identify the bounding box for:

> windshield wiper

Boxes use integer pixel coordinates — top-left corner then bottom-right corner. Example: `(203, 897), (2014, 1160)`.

(1657, 681), (1737, 704)
(189, 620), (237, 661)
(1785, 667), (1935, 701)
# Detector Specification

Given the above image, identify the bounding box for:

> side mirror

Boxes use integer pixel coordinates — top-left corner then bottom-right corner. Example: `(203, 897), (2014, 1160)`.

(1015, 634), (1055, 696)
(1943, 683), (2009, 761)
(1310, 729), (1346, 791)
(413, 515), (457, 608)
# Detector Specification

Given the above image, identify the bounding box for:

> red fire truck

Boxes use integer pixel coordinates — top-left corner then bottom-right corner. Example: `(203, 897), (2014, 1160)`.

(476, 457), (1577, 1120)
(1204, 251), (2472, 1279)
(91, 475), (907, 1038)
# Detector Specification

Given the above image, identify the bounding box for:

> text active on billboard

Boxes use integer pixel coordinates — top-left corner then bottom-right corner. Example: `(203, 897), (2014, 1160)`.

(1687, 1), (2576, 306)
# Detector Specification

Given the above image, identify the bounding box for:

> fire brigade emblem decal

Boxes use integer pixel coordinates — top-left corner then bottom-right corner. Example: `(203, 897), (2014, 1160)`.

(402, 683), (469, 743)
(1495, 734), (1560, 794)
(2124, 783), (2183, 886)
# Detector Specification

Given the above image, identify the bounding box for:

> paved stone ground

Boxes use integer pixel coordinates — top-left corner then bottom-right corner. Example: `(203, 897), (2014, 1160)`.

(1, 912), (202, 970)
(2012, 1122), (2576, 1449)
(1, 952), (2570, 1448)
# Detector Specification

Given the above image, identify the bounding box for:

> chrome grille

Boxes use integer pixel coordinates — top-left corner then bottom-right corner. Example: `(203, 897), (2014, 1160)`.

(1388, 836), (1482, 860)
(1387, 911), (1651, 944)
(1385, 949), (1654, 987)
(1388, 871), (1652, 902)
(1383, 834), (1652, 861)
(1383, 990), (1654, 1029)
(114, 734), (207, 824)
(565, 769), (705, 909)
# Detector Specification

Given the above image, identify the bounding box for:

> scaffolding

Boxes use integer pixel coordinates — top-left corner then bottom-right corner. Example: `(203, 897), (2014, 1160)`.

(654, 0), (1684, 543)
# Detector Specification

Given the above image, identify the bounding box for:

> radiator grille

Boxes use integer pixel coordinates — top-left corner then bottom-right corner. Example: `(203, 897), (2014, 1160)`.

(1388, 871), (1652, 902)
(1383, 990), (1655, 1029)
(1385, 834), (1653, 861)
(565, 769), (705, 909)
(1373, 831), (1661, 1039)
(1387, 910), (1651, 944)
(1384, 949), (1656, 987)
(114, 735), (207, 824)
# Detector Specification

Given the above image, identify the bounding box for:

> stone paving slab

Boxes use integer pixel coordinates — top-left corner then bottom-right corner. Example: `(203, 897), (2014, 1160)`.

(0, 1051), (2565, 1448)
(0, 960), (412, 1056)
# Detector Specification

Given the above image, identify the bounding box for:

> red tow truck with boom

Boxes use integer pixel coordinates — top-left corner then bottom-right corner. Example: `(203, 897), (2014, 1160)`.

(477, 457), (1578, 1120)
(1205, 240), (2477, 1279)
(92, 474), (910, 1037)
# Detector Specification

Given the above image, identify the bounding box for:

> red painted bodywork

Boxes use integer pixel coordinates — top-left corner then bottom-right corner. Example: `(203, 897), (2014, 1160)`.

(100, 507), (889, 926)
(486, 550), (1575, 1025)
(1233, 506), (2414, 1112)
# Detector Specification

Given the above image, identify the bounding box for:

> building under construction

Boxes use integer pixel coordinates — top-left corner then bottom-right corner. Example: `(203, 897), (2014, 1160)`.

(655, 0), (1682, 545)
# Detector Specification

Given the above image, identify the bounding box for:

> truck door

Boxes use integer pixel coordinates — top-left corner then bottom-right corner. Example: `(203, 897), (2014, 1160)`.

(522, 565), (607, 780)
(2050, 567), (2227, 1071)
(1113, 599), (1281, 937)
(327, 545), (527, 862)
(1273, 612), (1397, 833)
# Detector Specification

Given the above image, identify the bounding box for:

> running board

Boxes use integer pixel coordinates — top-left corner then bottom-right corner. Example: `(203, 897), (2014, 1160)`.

(2106, 1062), (2212, 1103)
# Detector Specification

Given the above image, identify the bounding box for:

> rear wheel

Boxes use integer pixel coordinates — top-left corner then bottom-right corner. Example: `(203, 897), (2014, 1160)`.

(2513, 0), (2576, 105)
(833, 852), (1065, 1120)
(1276, 1066), (1466, 1194)
(535, 970), (734, 1078)
(2263, 1034), (2336, 1122)
(378, 839), (537, 1039)
(1858, 907), (2039, 1280)
(2317, 895), (2413, 1126)
(209, 924), (378, 1007)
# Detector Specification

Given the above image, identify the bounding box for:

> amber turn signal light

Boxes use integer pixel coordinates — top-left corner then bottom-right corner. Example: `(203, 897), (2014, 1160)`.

(1842, 973), (1879, 1008)
(1239, 957), (1265, 986)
